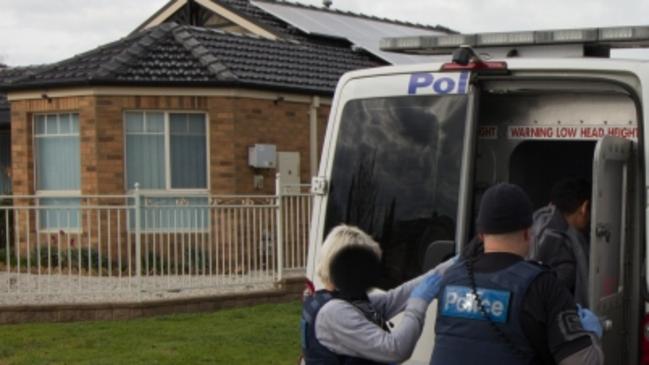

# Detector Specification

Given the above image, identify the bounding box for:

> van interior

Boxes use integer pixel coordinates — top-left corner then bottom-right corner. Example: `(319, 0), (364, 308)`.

(508, 141), (596, 208)
(471, 83), (636, 219)
(468, 83), (640, 365)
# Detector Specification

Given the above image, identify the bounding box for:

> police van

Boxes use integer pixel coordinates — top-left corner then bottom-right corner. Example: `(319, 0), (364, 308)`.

(305, 25), (649, 364)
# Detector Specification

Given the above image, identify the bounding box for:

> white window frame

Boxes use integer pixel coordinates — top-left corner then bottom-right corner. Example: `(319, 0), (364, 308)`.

(123, 110), (211, 195)
(32, 112), (82, 233)
(124, 110), (211, 233)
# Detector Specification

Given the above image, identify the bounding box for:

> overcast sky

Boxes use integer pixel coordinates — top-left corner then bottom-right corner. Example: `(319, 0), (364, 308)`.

(2, 0), (649, 66)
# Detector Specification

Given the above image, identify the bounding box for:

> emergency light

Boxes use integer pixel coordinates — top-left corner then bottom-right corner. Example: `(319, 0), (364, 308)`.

(440, 46), (508, 72)
(380, 25), (649, 55)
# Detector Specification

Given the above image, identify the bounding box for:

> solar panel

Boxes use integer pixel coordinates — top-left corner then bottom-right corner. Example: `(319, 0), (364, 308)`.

(251, 1), (449, 64)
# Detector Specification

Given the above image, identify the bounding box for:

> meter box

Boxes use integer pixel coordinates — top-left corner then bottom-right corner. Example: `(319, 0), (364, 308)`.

(248, 144), (277, 168)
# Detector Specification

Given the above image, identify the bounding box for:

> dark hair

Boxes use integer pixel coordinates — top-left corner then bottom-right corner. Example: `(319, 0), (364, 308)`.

(550, 178), (591, 214)
(329, 245), (381, 299)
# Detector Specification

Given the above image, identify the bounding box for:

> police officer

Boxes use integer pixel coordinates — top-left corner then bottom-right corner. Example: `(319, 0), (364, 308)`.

(301, 224), (454, 364)
(431, 183), (603, 365)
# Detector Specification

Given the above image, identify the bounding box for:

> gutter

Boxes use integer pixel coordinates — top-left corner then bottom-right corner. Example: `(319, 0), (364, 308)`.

(0, 78), (336, 97)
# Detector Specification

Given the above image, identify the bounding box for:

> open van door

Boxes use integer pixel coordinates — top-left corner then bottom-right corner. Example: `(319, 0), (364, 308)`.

(589, 135), (633, 364)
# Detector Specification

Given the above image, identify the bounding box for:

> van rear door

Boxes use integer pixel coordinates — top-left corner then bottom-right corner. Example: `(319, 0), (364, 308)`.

(316, 71), (474, 289)
(589, 135), (633, 364)
(306, 70), (476, 365)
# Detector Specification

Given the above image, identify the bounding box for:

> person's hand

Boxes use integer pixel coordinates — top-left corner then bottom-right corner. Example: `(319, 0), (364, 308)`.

(410, 273), (442, 304)
(577, 304), (603, 338)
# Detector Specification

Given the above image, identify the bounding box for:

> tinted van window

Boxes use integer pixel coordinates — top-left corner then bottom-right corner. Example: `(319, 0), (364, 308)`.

(324, 95), (468, 288)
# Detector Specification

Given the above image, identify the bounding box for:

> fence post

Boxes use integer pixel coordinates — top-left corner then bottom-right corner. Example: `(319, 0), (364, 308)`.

(134, 183), (142, 300)
(275, 173), (283, 282)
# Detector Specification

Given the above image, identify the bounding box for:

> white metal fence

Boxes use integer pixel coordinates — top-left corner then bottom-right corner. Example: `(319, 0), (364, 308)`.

(0, 177), (312, 306)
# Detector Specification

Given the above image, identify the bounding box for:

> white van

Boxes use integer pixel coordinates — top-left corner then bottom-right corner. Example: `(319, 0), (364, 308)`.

(305, 26), (649, 365)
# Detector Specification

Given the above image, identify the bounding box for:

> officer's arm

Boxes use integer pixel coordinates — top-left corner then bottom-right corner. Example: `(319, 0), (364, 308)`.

(315, 298), (428, 363)
(528, 272), (603, 365)
(369, 256), (455, 319)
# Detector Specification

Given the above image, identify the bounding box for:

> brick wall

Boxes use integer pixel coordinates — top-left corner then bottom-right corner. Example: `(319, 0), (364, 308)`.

(10, 96), (96, 195)
(207, 97), (237, 193)
(10, 97), (97, 255)
(9, 93), (327, 196)
(8, 92), (328, 261)
(233, 98), (320, 194)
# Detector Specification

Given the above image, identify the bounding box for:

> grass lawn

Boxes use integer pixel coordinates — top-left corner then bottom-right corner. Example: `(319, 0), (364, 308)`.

(0, 301), (302, 365)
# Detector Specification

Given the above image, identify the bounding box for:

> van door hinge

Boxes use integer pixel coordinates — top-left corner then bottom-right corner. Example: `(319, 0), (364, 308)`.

(311, 176), (328, 196)
(595, 223), (611, 243)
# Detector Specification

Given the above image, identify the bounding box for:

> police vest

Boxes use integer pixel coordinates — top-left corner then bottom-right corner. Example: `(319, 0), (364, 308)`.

(301, 290), (386, 365)
(430, 259), (544, 365)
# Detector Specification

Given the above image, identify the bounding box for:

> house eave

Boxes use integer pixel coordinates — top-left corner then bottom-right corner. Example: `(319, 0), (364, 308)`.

(4, 83), (334, 105)
(2, 78), (335, 96)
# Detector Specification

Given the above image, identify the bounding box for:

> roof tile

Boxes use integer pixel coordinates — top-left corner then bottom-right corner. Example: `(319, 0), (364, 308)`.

(2, 23), (381, 94)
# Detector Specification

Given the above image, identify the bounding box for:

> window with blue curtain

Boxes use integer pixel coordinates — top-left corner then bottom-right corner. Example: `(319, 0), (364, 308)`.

(0, 132), (10, 195)
(125, 111), (166, 190)
(170, 113), (207, 189)
(34, 113), (81, 230)
(124, 111), (208, 231)
(125, 112), (207, 190)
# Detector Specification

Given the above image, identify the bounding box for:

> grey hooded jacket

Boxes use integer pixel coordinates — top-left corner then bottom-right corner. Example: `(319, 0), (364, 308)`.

(530, 205), (590, 306)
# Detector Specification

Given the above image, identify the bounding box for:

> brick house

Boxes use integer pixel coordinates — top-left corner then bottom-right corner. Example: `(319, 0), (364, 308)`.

(0, 1), (458, 293)
(0, 0), (452, 223)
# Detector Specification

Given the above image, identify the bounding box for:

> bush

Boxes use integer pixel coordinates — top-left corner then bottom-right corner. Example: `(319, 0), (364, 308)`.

(30, 247), (113, 272)
(142, 246), (209, 275)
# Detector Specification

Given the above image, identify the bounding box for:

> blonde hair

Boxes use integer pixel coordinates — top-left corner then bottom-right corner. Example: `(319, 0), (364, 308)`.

(317, 224), (382, 286)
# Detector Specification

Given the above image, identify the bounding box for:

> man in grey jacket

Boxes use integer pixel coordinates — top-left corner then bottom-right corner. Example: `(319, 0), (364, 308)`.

(531, 178), (591, 305)
(301, 224), (454, 364)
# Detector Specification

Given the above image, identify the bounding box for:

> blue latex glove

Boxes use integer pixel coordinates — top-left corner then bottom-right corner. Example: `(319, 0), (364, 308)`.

(577, 304), (603, 338)
(410, 273), (442, 303)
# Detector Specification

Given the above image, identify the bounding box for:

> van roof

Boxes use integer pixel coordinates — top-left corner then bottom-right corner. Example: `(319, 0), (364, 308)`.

(341, 57), (649, 82)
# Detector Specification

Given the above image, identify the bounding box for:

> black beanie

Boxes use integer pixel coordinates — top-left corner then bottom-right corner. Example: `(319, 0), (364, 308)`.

(476, 183), (533, 234)
(329, 245), (381, 298)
